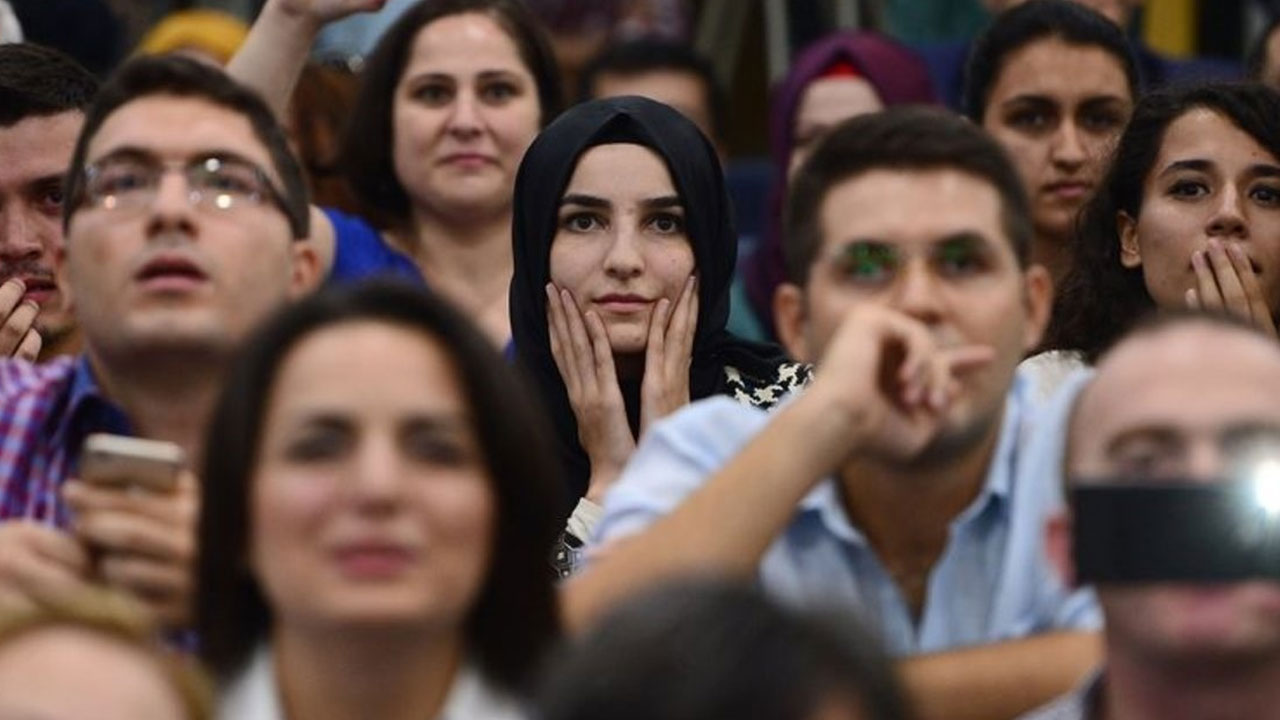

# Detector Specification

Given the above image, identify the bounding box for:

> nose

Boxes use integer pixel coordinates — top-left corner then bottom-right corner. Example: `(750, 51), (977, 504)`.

(0, 208), (44, 262)
(143, 171), (198, 240)
(1206, 184), (1248, 240)
(603, 223), (644, 281)
(348, 433), (404, 514)
(1050, 120), (1086, 170)
(1185, 440), (1224, 483)
(447, 88), (483, 139)
(888, 258), (943, 325)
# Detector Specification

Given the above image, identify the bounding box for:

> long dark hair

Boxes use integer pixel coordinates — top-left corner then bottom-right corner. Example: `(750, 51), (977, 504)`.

(1043, 82), (1280, 362)
(195, 281), (563, 693)
(340, 0), (563, 225)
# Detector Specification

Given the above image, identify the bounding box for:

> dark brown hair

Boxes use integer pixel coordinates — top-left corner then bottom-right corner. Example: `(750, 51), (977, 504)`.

(1042, 83), (1280, 361)
(784, 106), (1033, 286)
(62, 55), (310, 239)
(195, 280), (563, 694)
(340, 0), (563, 224)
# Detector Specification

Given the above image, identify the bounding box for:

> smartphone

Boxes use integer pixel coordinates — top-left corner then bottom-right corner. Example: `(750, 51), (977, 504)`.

(80, 434), (185, 493)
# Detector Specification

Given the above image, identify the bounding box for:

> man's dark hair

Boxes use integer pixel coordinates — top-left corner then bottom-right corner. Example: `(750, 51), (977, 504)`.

(784, 106), (1033, 286)
(963, 0), (1138, 122)
(196, 280), (564, 693)
(0, 43), (98, 127)
(341, 0), (563, 226)
(538, 579), (914, 720)
(578, 37), (726, 143)
(63, 55), (310, 239)
(1042, 82), (1280, 362)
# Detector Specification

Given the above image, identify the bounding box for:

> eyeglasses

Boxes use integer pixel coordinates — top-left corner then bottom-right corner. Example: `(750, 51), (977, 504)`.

(80, 153), (294, 225)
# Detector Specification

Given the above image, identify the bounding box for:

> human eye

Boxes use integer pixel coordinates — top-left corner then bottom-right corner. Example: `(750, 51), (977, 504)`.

(90, 160), (153, 198)
(480, 80), (519, 103)
(402, 425), (473, 466)
(1249, 183), (1280, 207)
(284, 423), (352, 462)
(200, 160), (262, 197)
(1110, 437), (1184, 479)
(1167, 178), (1208, 199)
(412, 81), (453, 105)
(1005, 106), (1054, 134)
(1080, 108), (1125, 134)
(561, 211), (603, 233)
(32, 180), (65, 215)
(835, 242), (897, 285)
(646, 211), (685, 235)
(933, 237), (991, 277)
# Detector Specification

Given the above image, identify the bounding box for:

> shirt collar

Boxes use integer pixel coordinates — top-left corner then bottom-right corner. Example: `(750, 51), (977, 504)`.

(49, 355), (133, 453)
(797, 373), (1033, 541)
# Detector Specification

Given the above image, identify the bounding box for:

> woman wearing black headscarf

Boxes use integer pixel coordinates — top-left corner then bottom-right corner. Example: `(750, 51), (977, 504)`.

(510, 97), (808, 574)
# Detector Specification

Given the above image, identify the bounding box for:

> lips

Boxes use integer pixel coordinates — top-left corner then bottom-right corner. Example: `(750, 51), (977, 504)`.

(439, 152), (496, 168)
(134, 254), (208, 291)
(9, 275), (57, 304)
(1042, 181), (1093, 200)
(594, 294), (652, 313)
(330, 541), (417, 579)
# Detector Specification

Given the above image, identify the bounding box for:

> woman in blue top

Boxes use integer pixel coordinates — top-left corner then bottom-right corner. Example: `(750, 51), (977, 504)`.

(230, 0), (562, 344)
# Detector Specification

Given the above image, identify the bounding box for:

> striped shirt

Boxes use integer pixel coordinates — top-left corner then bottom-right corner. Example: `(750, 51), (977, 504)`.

(0, 356), (132, 526)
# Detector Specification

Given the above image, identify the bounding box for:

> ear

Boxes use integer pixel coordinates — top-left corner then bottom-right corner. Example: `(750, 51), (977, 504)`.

(1021, 264), (1054, 352)
(54, 245), (74, 315)
(288, 240), (322, 298)
(1046, 510), (1077, 588)
(1117, 211), (1142, 269)
(773, 282), (811, 362)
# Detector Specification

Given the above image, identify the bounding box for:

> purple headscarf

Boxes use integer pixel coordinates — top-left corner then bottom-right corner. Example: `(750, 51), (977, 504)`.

(743, 31), (938, 338)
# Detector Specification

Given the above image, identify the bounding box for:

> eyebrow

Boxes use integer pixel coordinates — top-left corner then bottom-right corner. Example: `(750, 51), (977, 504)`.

(1158, 159), (1280, 180)
(1103, 426), (1182, 457)
(559, 194), (684, 211)
(89, 145), (263, 169)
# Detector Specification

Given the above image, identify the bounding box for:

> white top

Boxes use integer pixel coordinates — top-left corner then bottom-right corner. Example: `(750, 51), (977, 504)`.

(218, 645), (527, 720)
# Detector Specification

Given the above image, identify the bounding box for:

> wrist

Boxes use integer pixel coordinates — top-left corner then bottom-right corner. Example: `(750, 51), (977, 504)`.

(788, 384), (870, 466)
(264, 0), (327, 35)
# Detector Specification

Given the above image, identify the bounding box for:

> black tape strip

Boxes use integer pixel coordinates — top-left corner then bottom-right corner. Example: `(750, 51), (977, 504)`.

(1071, 482), (1280, 584)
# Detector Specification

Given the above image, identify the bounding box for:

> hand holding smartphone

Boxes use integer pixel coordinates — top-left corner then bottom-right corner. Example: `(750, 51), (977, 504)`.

(80, 434), (185, 493)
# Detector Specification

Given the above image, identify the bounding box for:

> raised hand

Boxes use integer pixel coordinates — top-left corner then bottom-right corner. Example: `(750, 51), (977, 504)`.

(547, 284), (636, 501)
(806, 305), (995, 465)
(1186, 239), (1277, 337)
(274, 0), (388, 24)
(640, 275), (697, 433)
(0, 279), (42, 362)
(63, 470), (200, 629)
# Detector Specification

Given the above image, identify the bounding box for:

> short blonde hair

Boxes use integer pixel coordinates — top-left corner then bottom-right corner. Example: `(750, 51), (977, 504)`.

(0, 590), (212, 720)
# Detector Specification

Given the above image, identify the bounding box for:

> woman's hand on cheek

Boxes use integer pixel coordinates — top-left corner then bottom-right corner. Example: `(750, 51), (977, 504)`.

(640, 275), (697, 434)
(546, 284), (637, 501)
(1186, 240), (1277, 337)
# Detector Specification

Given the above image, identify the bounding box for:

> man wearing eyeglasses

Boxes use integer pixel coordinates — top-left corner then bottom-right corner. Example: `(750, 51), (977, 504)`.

(0, 56), (319, 630)
(1021, 313), (1280, 720)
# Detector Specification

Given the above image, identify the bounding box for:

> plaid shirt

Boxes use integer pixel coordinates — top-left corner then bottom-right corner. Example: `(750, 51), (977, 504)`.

(0, 355), (133, 527)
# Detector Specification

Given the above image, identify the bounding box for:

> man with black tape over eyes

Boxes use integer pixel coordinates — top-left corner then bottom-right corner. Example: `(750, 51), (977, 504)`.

(1024, 312), (1280, 720)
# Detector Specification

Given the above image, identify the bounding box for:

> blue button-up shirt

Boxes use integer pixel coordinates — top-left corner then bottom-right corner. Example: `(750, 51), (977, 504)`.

(594, 368), (1100, 656)
(0, 355), (132, 526)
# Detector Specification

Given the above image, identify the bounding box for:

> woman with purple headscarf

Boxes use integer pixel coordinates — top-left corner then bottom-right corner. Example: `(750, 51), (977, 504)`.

(736, 31), (937, 342)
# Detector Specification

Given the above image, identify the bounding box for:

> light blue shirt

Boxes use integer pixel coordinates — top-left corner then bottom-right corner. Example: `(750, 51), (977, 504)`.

(594, 368), (1100, 657)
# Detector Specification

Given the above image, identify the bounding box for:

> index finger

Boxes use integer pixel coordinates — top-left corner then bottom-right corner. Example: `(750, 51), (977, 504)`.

(0, 279), (24, 316)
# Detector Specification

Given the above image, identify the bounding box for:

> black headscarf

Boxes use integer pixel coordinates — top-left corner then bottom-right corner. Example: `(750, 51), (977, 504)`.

(510, 96), (790, 508)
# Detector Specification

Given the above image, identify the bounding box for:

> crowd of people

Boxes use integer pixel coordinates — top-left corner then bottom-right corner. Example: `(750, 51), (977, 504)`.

(1, 0), (1279, 718)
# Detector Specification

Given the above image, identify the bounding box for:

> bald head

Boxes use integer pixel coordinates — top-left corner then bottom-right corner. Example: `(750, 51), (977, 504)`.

(1068, 317), (1280, 481)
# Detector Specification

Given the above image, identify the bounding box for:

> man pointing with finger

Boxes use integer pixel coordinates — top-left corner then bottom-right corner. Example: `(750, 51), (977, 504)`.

(565, 108), (1101, 720)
